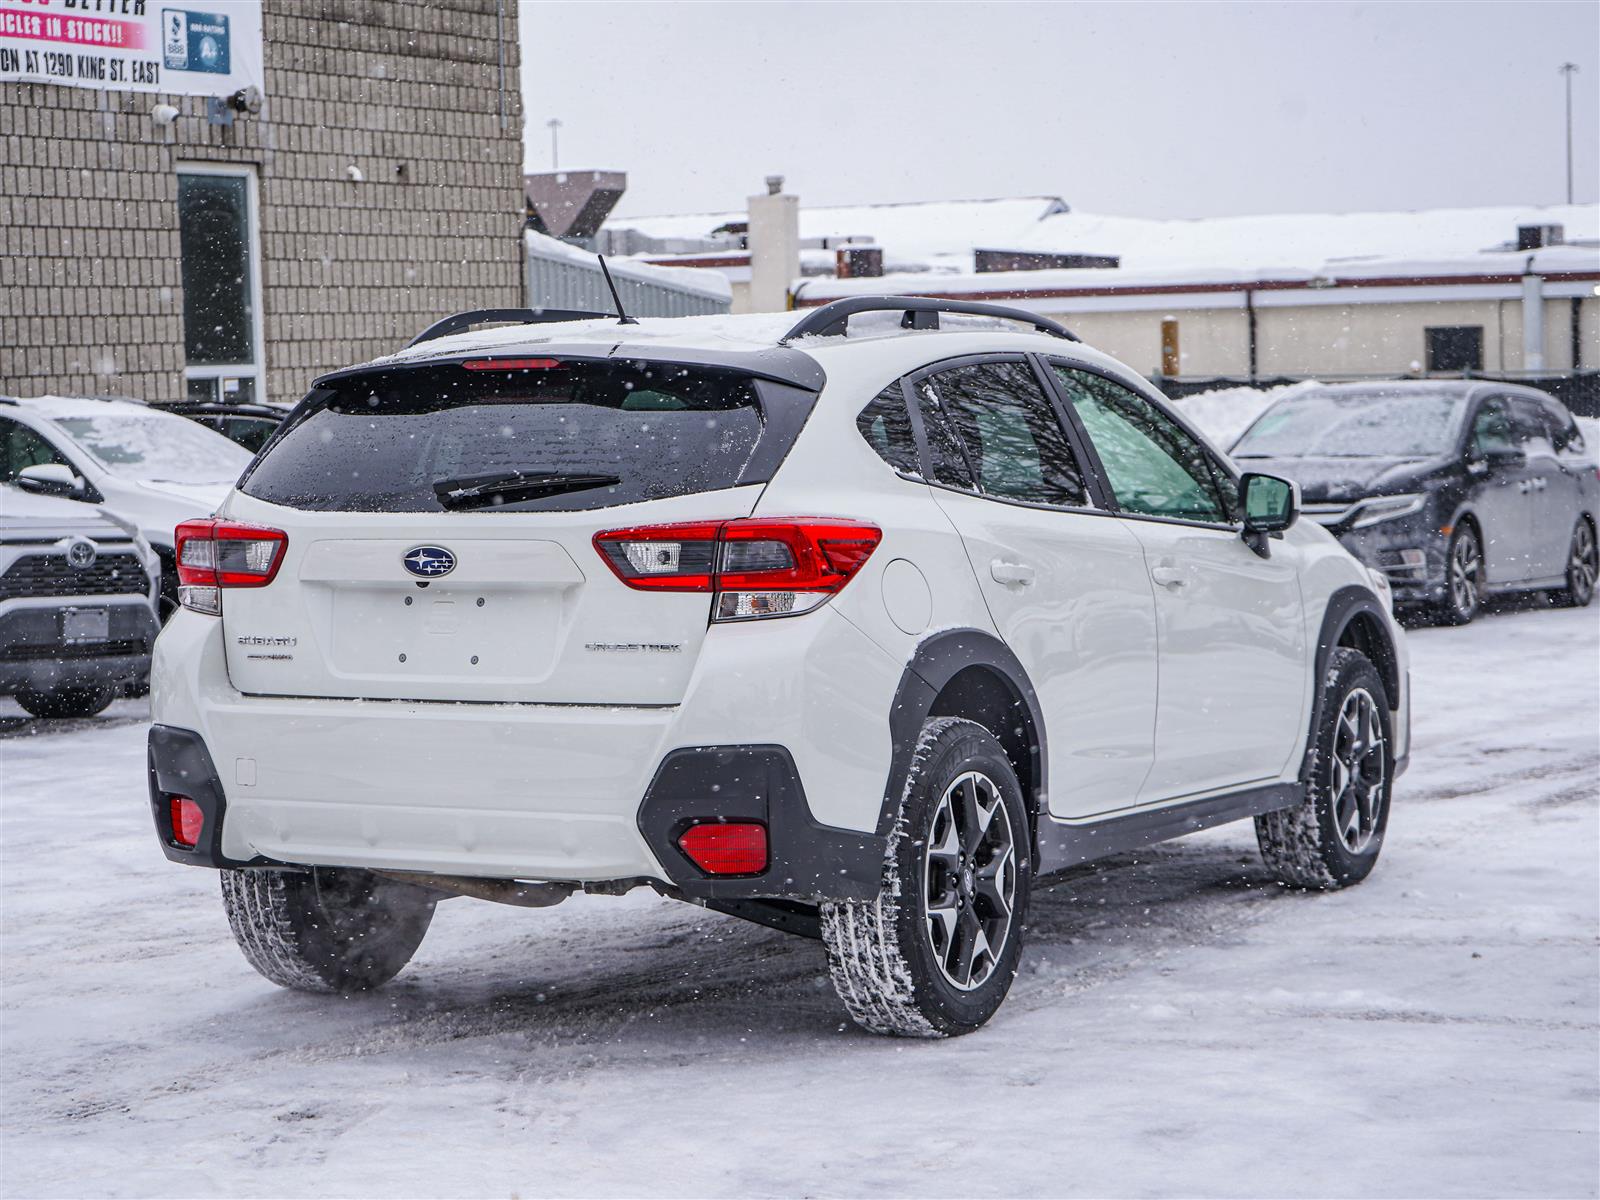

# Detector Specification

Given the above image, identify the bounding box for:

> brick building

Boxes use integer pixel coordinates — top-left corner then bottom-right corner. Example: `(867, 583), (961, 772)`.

(1, 0), (525, 406)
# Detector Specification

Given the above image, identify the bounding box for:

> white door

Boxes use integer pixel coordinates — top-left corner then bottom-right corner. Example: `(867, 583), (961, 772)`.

(1047, 363), (1308, 802)
(908, 357), (1159, 818)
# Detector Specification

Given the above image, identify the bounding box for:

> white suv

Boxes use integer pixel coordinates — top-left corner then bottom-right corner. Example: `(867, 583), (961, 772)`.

(149, 298), (1410, 1037)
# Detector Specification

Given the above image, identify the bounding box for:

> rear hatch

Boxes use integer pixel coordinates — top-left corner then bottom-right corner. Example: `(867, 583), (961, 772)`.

(219, 355), (813, 704)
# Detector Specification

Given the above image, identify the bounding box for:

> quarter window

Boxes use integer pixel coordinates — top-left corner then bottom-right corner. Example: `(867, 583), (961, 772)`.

(914, 360), (1087, 506)
(1052, 367), (1231, 524)
(856, 384), (920, 476)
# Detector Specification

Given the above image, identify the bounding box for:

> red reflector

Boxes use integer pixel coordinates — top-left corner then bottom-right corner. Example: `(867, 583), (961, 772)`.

(169, 796), (203, 848)
(461, 358), (563, 371)
(677, 822), (768, 876)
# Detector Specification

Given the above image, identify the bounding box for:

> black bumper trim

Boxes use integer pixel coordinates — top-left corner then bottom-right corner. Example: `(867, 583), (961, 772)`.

(637, 745), (885, 903)
(147, 724), (278, 869)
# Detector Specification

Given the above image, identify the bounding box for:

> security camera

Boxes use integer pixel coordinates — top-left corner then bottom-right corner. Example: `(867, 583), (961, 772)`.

(765, 174), (784, 195)
(150, 104), (180, 127)
(346, 163), (365, 183)
(228, 86), (261, 114)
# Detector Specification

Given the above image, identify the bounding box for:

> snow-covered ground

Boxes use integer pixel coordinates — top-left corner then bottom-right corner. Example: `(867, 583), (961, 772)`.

(2, 604), (1596, 1198)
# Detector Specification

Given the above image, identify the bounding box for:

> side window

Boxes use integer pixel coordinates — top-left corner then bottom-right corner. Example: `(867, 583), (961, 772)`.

(0, 418), (71, 483)
(1470, 399), (1515, 456)
(1545, 403), (1585, 455)
(1509, 398), (1555, 457)
(914, 360), (1087, 506)
(1051, 367), (1230, 524)
(855, 384), (920, 477)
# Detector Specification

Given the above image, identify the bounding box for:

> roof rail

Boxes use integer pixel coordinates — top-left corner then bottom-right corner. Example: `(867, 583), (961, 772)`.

(778, 296), (1079, 345)
(407, 307), (613, 348)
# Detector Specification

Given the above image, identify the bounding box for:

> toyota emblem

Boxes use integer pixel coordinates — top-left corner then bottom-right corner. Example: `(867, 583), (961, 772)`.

(65, 537), (97, 569)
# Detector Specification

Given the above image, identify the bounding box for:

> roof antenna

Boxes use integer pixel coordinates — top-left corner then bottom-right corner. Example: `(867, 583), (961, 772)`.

(597, 255), (638, 325)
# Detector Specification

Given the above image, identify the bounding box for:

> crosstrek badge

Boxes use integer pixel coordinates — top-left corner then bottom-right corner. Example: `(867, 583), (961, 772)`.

(161, 8), (229, 74)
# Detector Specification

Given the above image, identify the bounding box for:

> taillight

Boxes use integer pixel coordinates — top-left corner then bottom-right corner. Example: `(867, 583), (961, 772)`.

(169, 796), (204, 848)
(174, 519), (288, 615)
(677, 821), (768, 875)
(593, 517), (882, 621)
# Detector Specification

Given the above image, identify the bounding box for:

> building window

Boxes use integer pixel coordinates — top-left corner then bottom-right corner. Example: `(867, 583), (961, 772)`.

(177, 164), (263, 403)
(1425, 326), (1483, 373)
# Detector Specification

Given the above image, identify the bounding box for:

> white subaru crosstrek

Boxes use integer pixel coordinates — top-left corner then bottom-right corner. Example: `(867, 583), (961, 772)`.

(149, 298), (1410, 1037)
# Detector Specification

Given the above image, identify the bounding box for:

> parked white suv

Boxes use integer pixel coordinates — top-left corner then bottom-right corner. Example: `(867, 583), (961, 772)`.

(149, 299), (1410, 1037)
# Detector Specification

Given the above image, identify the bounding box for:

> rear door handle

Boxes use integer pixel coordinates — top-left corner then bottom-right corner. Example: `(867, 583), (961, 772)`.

(990, 559), (1035, 586)
(1150, 565), (1187, 589)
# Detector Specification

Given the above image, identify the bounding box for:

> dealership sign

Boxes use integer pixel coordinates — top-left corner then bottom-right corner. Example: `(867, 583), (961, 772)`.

(0, 0), (262, 96)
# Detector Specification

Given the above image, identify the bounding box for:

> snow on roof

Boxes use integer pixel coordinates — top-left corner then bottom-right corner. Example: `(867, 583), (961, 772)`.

(1001, 204), (1600, 273)
(370, 311), (808, 368)
(525, 230), (731, 301)
(606, 196), (1069, 271)
(795, 243), (1600, 306)
(8, 395), (153, 418)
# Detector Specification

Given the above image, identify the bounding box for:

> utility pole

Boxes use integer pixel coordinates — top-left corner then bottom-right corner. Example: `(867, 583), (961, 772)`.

(547, 118), (563, 171)
(1559, 63), (1578, 204)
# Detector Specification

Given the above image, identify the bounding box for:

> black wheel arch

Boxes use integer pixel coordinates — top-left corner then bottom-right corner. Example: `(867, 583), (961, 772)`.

(1310, 585), (1402, 779)
(884, 629), (1047, 850)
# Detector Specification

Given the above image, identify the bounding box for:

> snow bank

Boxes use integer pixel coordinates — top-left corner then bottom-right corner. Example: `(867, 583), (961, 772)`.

(1174, 380), (1325, 449)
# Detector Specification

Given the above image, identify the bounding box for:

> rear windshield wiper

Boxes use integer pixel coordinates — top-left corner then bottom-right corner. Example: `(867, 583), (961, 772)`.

(433, 470), (622, 510)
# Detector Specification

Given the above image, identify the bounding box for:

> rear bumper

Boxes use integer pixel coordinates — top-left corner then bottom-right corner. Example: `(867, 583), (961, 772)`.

(0, 598), (158, 693)
(149, 606), (901, 898)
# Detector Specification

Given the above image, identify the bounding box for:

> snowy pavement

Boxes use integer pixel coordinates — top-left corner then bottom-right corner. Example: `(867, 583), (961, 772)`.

(2, 605), (1596, 1198)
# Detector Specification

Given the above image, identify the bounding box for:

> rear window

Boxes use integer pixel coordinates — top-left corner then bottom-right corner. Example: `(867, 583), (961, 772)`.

(241, 360), (791, 513)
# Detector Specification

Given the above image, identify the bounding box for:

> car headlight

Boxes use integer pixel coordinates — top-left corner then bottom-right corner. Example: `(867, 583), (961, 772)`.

(1349, 492), (1426, 529)
(1366, 566), (1394, 611)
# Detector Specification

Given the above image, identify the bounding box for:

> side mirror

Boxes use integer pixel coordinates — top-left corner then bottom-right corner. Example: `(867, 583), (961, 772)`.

(1240, 472), (1298, 557)
(14, 462), (86, 499)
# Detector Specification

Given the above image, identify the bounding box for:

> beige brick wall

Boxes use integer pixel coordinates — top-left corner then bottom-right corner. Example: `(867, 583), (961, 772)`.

(0, 0), (524, 405)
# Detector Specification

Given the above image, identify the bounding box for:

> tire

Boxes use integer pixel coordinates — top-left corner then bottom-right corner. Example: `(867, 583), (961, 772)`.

(221, 866), (436, 993)
(1256, 647), (1393, 889)
(820, 717), (1031, 1038)
(14, 684), (115, 719)
(1435, 521), (1483, 625)
(1554, 518), (1597, 608)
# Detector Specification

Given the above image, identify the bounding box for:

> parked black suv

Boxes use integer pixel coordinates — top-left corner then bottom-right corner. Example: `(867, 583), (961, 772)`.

(1233, 381), (1597, 623)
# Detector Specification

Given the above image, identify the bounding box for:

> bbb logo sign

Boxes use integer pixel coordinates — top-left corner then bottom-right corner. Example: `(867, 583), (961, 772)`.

(162, 9), (232, 74)
(403, 546), (456, 579)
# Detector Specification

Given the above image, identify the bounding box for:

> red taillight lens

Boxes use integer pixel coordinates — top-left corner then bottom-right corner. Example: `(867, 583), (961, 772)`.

(169, 796), (203, 848)
(677, 822), (768, 875)
(175, 519), (288, 614)
(593, 521), (722, 591)
(593, 517), (881, 621)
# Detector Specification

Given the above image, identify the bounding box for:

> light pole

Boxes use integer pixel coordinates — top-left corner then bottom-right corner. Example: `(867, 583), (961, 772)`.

(547, 117), (563, 171)
(1559, 63), (1578, 204)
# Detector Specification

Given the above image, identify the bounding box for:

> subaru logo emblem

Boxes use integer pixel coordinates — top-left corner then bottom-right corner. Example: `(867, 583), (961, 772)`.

(403, 546), (456, 578)
(65, 537), (97, 569)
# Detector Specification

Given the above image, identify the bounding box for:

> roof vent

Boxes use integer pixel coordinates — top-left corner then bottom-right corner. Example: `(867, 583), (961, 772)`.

(1517, 223), (1564, 250)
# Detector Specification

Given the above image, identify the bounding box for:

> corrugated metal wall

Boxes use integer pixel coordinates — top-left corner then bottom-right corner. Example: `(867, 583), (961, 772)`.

(526, 243), (730, 317)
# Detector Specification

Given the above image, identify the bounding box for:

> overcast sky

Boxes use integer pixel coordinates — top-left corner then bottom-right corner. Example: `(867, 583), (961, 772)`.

(518, 1), (1598, 221)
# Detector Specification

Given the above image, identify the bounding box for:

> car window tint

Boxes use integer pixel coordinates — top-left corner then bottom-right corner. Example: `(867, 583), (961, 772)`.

(0, 419), (71, 482)
(1545, 403), (1585, 454)
(1052, 367), (1229, 524)
(855, 384), (920, 477)
(1509, 398), (1555, 456)
(917, 361), (1087, 506)
(1470, 399), (1514, 455)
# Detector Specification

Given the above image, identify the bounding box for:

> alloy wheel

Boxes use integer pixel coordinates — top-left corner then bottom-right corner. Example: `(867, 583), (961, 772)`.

(922, 771), (1017, 992)
(1450, 527), (1481, 618)
(1569, 523), (1597, 604)
(1329, 687), (1387, 855)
